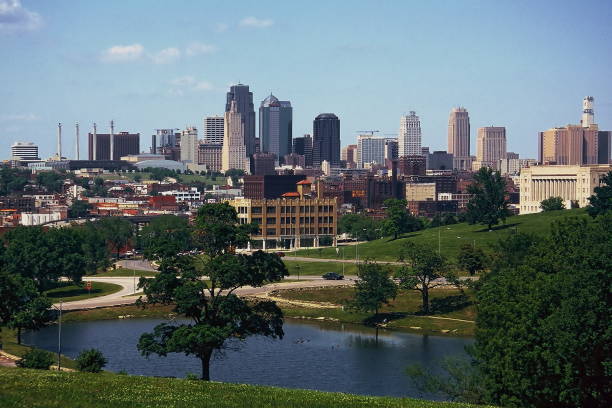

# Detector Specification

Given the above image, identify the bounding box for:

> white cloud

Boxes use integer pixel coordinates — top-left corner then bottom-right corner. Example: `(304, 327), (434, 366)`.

(169, 76), (214, 94)
(213, 23), (228, 33)
(185, 42), (216, 56)
(0, 0), (42, 33)
(0, 112), (39, 121)
(239, 16), (273, 28)
(151, 47), (181, 64)
(100, 44), (144, 63)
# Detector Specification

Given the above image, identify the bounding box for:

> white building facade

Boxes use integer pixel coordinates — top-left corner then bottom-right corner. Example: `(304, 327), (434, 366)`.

(180, 126), (198, 163)
(398, 111), (422, 157)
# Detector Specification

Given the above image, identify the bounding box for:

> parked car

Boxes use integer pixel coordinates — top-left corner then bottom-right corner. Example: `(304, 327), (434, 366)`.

(322, 272), (344, 280)
(275, 252), (285, 257)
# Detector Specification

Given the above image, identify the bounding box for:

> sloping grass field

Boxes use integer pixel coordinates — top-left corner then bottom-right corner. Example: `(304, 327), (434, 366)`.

(0, 367), (492, 408)
(293, 209), (587, 261)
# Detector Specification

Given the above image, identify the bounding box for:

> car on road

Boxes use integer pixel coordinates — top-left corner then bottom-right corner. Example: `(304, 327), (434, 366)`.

(322, 272), (344, 280)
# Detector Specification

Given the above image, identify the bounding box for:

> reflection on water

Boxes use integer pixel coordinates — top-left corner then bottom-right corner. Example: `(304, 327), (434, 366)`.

(23, 318), (472, 398)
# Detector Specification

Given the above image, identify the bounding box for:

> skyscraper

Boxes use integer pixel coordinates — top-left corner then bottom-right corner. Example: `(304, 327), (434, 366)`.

(398, 111), (422, 157)
(203, 116), (224, 144)
(448, 107), (471, 170)
(475, 127), (506, 170)
(222, 100), (248, 172)
(341, 144), (358, 167)
(180, 126), (198, 163)
(88, 131), (139, 160)
(259, 94), (292, 164)
(293, 134), (313, 167)
(357, 135), (385, 168)
(11, 142), (40, 161)
(313, 114), (340, 167)
(225, 84), (256, 156)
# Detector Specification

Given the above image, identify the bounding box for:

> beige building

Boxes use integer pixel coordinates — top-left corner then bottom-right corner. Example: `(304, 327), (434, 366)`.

(518, 165), (612, 214)
(221, 100), (248, 173)
(448, 107), (471, 170)
(474, 127), (506, 170)
(405, 182), (436, 202)
(538, 124), (610, 166)
(341, 144), (357, 166)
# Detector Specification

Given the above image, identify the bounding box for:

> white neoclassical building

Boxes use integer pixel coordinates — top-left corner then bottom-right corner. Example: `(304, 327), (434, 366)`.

(519, 165), (611, 214)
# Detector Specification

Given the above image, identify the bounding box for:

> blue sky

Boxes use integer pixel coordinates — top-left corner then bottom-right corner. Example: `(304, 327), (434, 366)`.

(1, 0), (611, 160)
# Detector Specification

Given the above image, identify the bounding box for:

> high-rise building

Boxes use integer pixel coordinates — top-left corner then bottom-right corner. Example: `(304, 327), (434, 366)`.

(538, 125), (606, 165)
(499, 152), (521, 176)
(398, 111), (421, 157)
(180, 126), (198, 163)
(226, 84), (256, 156)
(259, 94), (292, 164)
(385, 139), (399, 161)
(222, 100), (248, 172)
(448, 107), (471, 170)
(313, 113), (340, 167)
(293, 134), (313, 167)
(197, 142), (222, 172)
(251, 152), (276, 176)
(474, 127), (506, 170)
(88, 132), (139, 160)
(11, 142), (40, 161)
(428, 151), (454, 170)
(341, 144), (358, 167)
(357, 135), (385, 168)
(203, 116), (224, 144)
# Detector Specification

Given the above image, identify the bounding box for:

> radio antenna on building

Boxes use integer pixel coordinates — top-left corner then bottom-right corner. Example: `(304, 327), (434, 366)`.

(110, 120), (115, 160)
(57, 122), (62, 158)
(75, 122), (80, 160)
(93, 122), (97, 160)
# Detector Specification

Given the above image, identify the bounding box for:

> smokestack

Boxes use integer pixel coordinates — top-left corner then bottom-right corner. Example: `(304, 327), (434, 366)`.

(57, 123), (62, 158)
(110, 120), (115, 160)
(75, 122), (80, 160)
(93, 123), (97, 160)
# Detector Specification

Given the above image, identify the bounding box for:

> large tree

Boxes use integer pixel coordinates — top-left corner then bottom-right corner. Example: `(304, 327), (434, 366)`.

(395, 242), (451, 314)
(540, 196), (565, 211)
(465, 167), (511, 230)
(68, 200), (92, 218)
(381, 198), (421, 240)
(140, 215), (192, 260)
(348, 261), (397, 316)
(338, 213), (381, 241)
(457, 243), (488, 276)
(474, 215), (611, 407)
(96, 217), (134, 259)
(587, 170), (612, 217)
(137, 203), (288, 380)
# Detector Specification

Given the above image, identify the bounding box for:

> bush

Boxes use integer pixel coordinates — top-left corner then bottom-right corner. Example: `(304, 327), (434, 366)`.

(76, 348), (107, 373)
(16, 348), (54, 370)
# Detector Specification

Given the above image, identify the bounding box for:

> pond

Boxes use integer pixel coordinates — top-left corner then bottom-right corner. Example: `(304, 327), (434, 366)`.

(23, 318), (473, 399)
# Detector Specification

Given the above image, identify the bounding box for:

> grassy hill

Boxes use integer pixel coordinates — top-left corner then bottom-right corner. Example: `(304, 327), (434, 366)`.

(292, 209), (588, 262)
(0, 367), (492, 408)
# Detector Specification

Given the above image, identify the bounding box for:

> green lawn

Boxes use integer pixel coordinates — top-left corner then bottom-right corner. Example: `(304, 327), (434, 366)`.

(44, 282), (122, 302)
(275, 287), (476, 336)
(293, 209), (588, 261)
(95, 268), (158, 278)
(0, 368), (491, 408)
(283, 260), (360, 276)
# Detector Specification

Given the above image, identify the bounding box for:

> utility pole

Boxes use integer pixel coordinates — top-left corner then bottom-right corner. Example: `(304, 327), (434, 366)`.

(57, 301), (62, 371)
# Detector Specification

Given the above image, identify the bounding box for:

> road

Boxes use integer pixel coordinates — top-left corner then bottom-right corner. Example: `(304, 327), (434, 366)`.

(55, 276), (355, 311)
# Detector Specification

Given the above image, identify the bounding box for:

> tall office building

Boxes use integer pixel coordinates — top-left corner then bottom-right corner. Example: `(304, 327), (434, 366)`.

(198, 142), (222, 172)
(222, 100), (248, 172)
(398, 111), (422, 157)
(539, 125), (605, 165)
(180, 126), (198, 163)
(88, 131), (139, 160)
(11, 142), (40, 161)
(259, 94), (292, 164)
(313, 114), (340, 167)
(385, 139), (399, 161)
(357, 135), (386, 168)
(341, 144), (358, 167)
(293, 134), (313, 167)
(226, 84), (256, 156)
(448, 107), (471, 170)
(474, 127), (506, 170)
(203, 116), (224, 144)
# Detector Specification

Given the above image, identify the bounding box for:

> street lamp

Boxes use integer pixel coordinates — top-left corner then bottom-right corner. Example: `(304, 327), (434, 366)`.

(51, 301), (63, 371)
(295, 264), (301, 281)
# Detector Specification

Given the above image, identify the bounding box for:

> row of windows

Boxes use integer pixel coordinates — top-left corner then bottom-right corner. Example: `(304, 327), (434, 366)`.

(251, 216), (334, 225)
(254, 227), (335, 236)
(237, 205), (335, 214)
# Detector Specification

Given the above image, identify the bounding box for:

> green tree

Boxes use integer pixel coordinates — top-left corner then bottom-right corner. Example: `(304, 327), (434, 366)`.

(395, 242), (449, 314)
(381, 198), (421, 240)
(466, 167), (511, 230)
(133, 174), (142, 183)
(540, 196), (565, 211)
(9, 295), (52, 345)
(473, 215), (611, 407)
(96, 217), (134, 259)
(587, 170), (612, 217)
(137, 203), (287, 381)
(68, 200), (92, 218)
(457, 244), (488, 276)
(338, 214), (380, 241)
(76, 349), (107, 373)
(0, 167), (30, 195)
(16, 348), (54, 370)
(141, 215), (192, 260)
(36, 171), (65, 193)
(76, 222), (110, 275)
(348, 261), (397, 315)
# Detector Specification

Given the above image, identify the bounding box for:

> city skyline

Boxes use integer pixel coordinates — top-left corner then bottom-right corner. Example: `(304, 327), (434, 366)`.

(1, 1), (612, 160)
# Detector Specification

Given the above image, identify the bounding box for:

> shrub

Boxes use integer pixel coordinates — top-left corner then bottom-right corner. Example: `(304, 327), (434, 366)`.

(16, 348), (54, 370)
(76, 348), (107, 373)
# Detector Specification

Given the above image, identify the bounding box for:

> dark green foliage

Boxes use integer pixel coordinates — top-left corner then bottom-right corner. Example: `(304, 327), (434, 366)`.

(474, 215), (612, 407)
(141, 215), (192, 260)
(319, 235), (333, 246)
(36, 171), (65, 193)
(348, 261), (397, 315)
(76, 349), (107, 373)
(338, 213), (381, 241)
(145, 167), (181, 182)
(395, 242), (448, 314)
(16, 348), (54, 370)
(76, 222), (110, 274)
(587, 170), (612, 217)
(95, 217), (134, 259)
(465, 167), (511, 230)
(381, 199), (422, 240)
(0, 167), (30, 195)
(540, 196), (565, 211)
(457, 244), (488, 276)
(138, 203), (288, 380)
(85, 177), (108, 197)
(68, 200), (92, 218)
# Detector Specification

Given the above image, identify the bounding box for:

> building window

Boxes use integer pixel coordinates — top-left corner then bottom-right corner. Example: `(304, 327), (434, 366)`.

(266, 206), (276, 213)
(266, 217), (276, 224)
(266, 228), (276, 236)
(252, 207), (262, 214)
